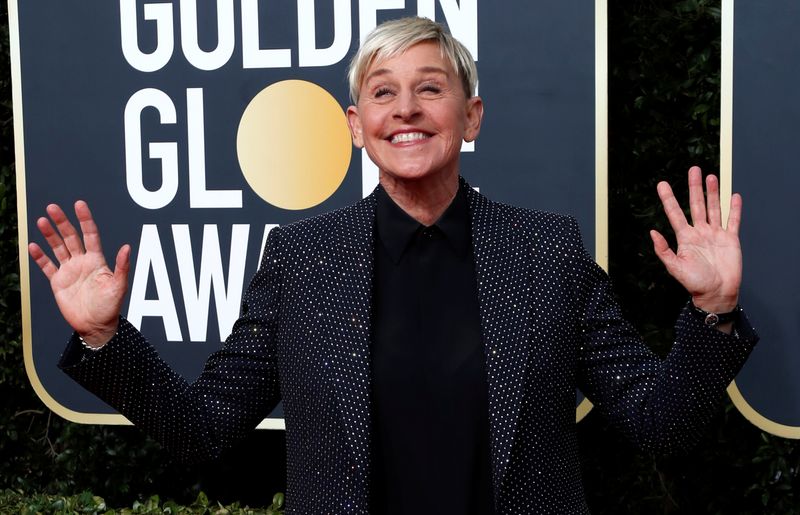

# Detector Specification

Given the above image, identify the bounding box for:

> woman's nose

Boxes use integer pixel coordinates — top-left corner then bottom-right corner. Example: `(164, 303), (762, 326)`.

(393, 91), (421, 120)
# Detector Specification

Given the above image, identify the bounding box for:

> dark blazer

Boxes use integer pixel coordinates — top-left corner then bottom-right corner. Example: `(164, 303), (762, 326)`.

(61, 182), (757, 514)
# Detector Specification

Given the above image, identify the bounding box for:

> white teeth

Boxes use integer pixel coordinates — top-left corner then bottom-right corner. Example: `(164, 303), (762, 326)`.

(390, 132), (430, 144)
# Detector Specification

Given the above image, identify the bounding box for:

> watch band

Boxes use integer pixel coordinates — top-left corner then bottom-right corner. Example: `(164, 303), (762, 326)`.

(689, 301), (740, 327)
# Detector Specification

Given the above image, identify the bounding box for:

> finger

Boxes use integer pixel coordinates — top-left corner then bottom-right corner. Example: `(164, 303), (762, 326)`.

(28, 242), (58, 281)
(37, 216), (71, 264)
(650, 230), (679, 272)
(47, 204), (85, 256)
(75, 200), (103, 254)
(687, 166), (707, 225)
(726, 193), (743, 235)
(705, 174), (722, 227)
(657, 181), (689, 233)
(113, 244), (131, 291)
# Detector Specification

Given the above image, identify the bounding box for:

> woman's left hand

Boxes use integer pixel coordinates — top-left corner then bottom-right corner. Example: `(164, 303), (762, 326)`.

(650, 166), (742, 314)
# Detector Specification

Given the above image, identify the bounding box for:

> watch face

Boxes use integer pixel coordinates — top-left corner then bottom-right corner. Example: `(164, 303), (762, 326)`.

(704, 313), (720, 326)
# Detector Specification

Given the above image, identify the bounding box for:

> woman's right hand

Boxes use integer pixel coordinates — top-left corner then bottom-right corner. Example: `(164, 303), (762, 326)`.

(28, 201), (131, 347)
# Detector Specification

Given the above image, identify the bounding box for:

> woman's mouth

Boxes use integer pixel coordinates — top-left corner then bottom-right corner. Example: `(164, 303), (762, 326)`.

(389, 132), (431, 144)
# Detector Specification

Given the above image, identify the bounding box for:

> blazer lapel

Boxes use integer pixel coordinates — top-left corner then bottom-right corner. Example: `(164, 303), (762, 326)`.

(467, 185), (534, 495)
(318, 193), (377, 495)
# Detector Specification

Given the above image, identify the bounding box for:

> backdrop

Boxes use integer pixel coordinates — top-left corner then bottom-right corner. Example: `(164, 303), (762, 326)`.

(723, 0), (800, 439)
(12, 0), (605, 427)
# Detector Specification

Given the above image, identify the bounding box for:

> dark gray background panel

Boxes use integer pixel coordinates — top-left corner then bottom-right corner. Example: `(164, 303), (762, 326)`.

(17, 0), (598, 419)
(732, 1), (800, 427)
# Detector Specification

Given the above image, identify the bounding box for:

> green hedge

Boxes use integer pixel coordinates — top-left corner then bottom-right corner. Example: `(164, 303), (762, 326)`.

(1, 1), (799, 513)
(0, 490), (285, 515)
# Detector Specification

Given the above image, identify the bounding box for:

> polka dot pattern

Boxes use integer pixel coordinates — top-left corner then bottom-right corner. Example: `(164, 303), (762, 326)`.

(60, 179), (758, 514)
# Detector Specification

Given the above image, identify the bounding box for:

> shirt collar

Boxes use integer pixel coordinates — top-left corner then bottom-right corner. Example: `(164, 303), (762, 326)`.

(376, 182), (471, 264)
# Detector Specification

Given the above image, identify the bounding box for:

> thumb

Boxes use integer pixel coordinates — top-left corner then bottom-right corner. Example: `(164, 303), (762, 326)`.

(650, 230), (678, 271)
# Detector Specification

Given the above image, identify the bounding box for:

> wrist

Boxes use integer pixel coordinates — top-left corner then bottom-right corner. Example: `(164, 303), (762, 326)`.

(691, 294), (739, 315)
(79, 322), (119, 348)
(688, 300), (741, 328)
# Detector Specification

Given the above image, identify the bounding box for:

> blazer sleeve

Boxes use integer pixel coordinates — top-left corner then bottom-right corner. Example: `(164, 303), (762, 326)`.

(57, 226), (286, 464)
(569, 217), (758, 454)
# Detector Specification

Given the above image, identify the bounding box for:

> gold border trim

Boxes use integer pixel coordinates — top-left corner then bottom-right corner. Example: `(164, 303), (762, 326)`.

(727, 382), (800, 439)
(720, 0), (734, 218)
(721, 0), (800, 439)
(577, 0), (607, 422)
(595, 0), (609, 273)
(12, 0), (132, 425)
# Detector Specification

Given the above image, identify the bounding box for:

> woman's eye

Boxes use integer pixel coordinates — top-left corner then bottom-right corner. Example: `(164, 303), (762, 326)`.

(420, 84), (441, 94)
(374, 87), (393, 98)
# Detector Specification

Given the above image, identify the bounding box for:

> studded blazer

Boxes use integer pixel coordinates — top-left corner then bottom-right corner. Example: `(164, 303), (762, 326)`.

(60, 182), (757, 514)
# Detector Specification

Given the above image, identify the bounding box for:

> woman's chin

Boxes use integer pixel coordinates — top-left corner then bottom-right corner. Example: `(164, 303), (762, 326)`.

(379, 167), (457, 185)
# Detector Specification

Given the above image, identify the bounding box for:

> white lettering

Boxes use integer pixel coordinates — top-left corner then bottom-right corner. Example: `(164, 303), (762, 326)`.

(417, 0), (478, 59)
(180, 0), (235, 71)
(173, 224), (250, 341)
(127, 225), (183, 340)
(124, 88), (179, 210)
(187, 88), (243, 208)
(358, 0), (405, 44)
(361, 150), (379, 198)
(120, 0), (174, 72)
(298, 0), (352, 67)
(120, 1), (479, 71)
(241, 0), (292, 68)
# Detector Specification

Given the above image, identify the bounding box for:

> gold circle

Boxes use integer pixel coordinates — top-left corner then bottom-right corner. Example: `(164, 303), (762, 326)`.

(237, 80), (352, 210)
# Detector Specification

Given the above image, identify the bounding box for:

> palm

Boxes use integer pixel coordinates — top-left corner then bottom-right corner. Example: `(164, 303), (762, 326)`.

(28, 202), (130, 344)
(51, 252), (121, 334)
(651, 167), (743, 313)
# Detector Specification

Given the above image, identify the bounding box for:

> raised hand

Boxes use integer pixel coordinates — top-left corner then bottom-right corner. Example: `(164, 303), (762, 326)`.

(650, 166), (742, 314)
(28, 201), (131, 346)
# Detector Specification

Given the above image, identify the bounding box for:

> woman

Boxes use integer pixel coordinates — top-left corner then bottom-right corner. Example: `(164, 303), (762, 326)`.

(29, 17), (756, 515)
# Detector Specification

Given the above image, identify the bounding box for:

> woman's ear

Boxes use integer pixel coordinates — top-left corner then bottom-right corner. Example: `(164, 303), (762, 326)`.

(463, 96), (484, 143)
(346, 105), (364, 148)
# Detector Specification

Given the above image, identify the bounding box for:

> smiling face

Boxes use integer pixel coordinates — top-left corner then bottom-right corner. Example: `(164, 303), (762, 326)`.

(346, 41), (483, 186)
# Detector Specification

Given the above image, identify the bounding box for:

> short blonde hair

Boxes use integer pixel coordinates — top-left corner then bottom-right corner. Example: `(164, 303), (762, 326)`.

(347, 17), (478, 103)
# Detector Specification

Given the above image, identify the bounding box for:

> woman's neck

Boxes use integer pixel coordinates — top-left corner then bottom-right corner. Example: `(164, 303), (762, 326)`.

(379, 171), (459, 226)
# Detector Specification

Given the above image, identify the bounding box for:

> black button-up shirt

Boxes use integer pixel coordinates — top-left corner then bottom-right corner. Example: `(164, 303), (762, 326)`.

(371, 183), (494, 514)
